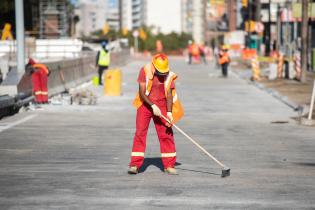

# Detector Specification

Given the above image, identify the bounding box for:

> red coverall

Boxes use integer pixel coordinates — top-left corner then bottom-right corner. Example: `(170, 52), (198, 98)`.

(33, 64), (49, 103)
(32, 69), (43, 103)
(129, 68), (176, 169)
(38, 67), (48, 103)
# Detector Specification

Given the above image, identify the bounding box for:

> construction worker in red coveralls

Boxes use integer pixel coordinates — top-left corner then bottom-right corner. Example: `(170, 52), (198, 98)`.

(27, 58), (50, 104)
(128, 53), (184, 175)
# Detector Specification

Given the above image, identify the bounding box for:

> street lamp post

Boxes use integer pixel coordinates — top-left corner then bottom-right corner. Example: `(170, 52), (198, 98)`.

(301, 0), (308, 82)
(15, 0), (25, 73)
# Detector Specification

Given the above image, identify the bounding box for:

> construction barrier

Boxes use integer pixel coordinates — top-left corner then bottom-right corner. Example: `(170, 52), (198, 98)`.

(294, 52), (302, 81)
(277, 53), (284, 79)
(242, 48), (257, 60)
(251, 55), (260, 81)
(257, 56), (277, 63)
(104, 69), (122, 96)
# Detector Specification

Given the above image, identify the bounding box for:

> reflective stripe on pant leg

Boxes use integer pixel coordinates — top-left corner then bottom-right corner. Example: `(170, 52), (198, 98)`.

(41, 91), (48, 102)
(34, 91), (42, 103)
(131, 152), (145, 157)
(40, 73), (48, 102)
(32, 72), (42, 103)
(129, 105), (152, 168)
(161, 152), (176, 158)
(153, 101), (176, 169)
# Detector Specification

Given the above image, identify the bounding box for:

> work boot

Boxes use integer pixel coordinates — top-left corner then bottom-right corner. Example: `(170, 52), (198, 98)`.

(164, 167), (178, 175)
(128, 166), (138, 174)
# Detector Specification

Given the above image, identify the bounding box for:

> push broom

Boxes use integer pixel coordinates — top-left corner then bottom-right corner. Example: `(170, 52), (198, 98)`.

(161, 115), (230, 178)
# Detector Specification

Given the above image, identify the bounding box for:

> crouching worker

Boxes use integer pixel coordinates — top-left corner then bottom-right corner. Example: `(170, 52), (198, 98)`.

(128, 53), (184, 175)
(27, 58), (50, 104)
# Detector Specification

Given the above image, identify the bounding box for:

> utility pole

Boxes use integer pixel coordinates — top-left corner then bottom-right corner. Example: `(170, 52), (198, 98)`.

(301, 0), (308, 82)
(255, 0), (261, 22)
(15, 0), (25, 73)
(119, 0), (123, 32)
(276, 4), (281, 52)
(228, 0), (236, 31)
(255, 0), (261, 53)
(266, 0), (271, 55)
(248, 0), (252, 48)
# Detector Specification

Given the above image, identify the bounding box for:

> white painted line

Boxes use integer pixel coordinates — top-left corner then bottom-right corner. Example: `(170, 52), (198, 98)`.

(0, 115), (37, 133)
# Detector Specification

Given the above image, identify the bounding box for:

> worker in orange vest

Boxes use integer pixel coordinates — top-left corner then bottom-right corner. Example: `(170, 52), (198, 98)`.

(218, 45), (230, 77)
(128, 53), (184, 175)
(27, 58), (50, 104)
(188, 41), (200, 64)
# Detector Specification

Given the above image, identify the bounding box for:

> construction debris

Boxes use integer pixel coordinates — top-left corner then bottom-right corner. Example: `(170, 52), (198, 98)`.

(71, 89), (97, 105)
(50, 89), (97, 106)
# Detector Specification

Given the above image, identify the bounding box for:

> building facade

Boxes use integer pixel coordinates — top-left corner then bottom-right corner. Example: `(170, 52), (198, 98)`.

(121, 0), (133, 30)
(182, 0), (207, 44)
(131, 0), (144, 29)
(75, 0), (107, 37)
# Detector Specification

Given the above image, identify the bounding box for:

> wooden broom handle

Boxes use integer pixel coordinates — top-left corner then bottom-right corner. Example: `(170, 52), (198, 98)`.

(161, 115), (227, 168)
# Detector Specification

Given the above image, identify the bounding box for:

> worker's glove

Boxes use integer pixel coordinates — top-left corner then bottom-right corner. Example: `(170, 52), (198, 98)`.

(167, 112), (173, 123)
(166, 111), (173, 127)
(151, 104), (161, 116)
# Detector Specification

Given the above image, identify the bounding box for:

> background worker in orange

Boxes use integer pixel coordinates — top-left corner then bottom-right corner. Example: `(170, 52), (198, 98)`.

(218, 45), (230, 77)
(27, 58), (50, 104)
(27, 59), (42, 104)
(128, 53), (184, 175)
(188, 40), (200, 64)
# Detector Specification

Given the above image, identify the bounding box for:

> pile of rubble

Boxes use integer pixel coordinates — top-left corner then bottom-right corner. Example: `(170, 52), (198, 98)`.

(50, 89), (97, 106)
(72, 89), (97, 105)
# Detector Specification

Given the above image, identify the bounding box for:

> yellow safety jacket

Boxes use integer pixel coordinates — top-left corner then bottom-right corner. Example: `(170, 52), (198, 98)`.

(98, 49), (110, 66)
(133, 63), (184, 123)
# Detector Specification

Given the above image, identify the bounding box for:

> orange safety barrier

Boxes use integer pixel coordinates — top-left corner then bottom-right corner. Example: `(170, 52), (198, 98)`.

(294, 52), (302, 81)
(277, 53), (284, 79)
(251, 55), (260, 81)
(242, 48), (257, 60)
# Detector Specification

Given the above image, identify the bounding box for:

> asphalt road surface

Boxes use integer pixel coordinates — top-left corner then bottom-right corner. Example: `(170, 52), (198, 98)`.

(1, 58), (315, 209)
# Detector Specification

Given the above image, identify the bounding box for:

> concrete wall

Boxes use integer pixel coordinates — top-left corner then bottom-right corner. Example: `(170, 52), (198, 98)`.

(45, 53), (97, 96)
(0, 39), (83, 59)
(44, 50), (130, 96)
(0, 50), (130, 97)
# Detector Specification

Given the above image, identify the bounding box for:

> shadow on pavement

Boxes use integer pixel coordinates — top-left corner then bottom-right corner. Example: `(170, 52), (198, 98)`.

(293, 162), (315, 167)
(138, 157), (182, 173)
(176, 167), (221, 176)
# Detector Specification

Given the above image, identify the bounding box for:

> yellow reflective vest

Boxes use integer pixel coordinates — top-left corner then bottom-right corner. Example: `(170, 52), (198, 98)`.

(98, 49), (110, 66)
(133, 63), (184, 123)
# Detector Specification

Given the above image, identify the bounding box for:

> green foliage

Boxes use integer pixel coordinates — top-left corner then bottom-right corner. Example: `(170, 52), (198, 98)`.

(0, 1), (14, 13)
(0, 0), (15, 29)
(90, 25), (192, 54)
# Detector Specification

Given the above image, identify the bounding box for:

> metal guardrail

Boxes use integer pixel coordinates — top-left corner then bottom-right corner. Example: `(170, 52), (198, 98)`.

(0, 42), (84, 59)
(0, 48), (130, 97)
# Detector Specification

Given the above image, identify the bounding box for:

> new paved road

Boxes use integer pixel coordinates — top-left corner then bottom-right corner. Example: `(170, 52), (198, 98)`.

(1, 58), (315, 209)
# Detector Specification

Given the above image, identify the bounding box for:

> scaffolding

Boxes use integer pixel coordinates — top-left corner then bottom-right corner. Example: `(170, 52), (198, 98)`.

(39, 0), (69, 38)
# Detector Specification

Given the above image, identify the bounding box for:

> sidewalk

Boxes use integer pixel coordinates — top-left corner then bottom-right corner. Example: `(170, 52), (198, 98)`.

(231, 60), (315, 119)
